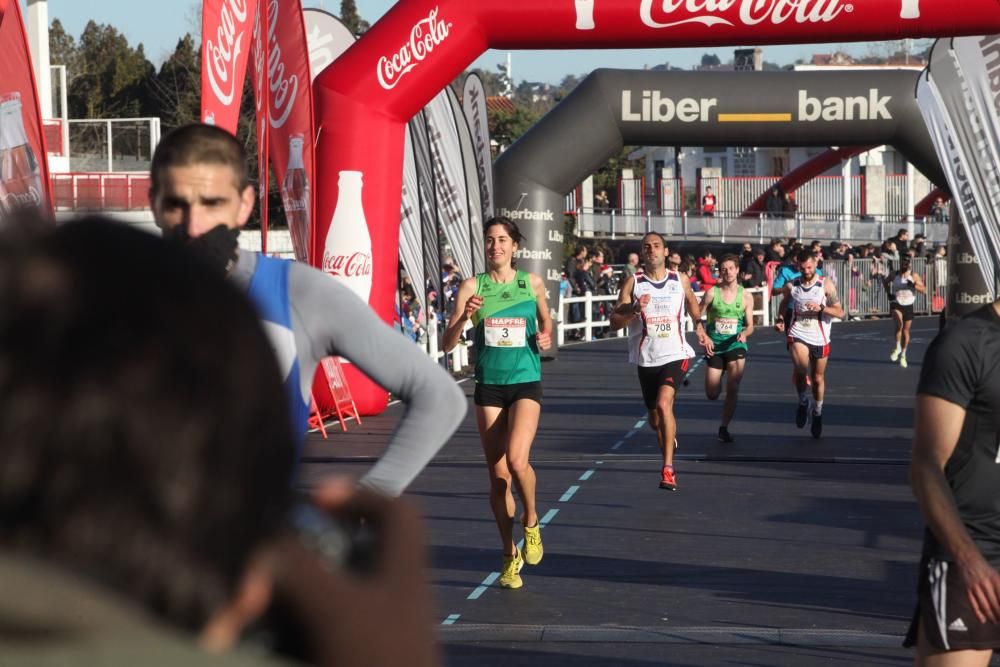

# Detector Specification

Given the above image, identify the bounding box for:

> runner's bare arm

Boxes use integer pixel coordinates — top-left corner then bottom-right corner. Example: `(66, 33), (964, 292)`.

(914, 272), (927, 294)
(610, 275), (637, 331)
(530, 272), (553, 351)
(775, 285), (791, 331)
(911, 395), (1000, 624)
(741, 288), (755, 340)
(443, 277), (480, 352)
(680, 272), (708, 345)
(822, 281), (845, 320)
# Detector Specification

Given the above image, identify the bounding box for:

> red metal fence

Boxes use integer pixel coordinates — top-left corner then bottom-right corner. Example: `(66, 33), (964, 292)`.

(50, 173), (151, 211)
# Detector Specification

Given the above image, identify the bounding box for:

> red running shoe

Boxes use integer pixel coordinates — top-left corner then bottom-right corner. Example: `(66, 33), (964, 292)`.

(659, 465), (677, 491)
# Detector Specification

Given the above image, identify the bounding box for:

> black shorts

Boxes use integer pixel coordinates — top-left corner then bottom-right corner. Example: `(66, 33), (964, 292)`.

(705, 348), (747, 370)
(637, 359), (689, 411)
(474, 381), (543, 408)
(904, 556), (1000, 651)
(891, 302), (915, 322)
(787, 337), (830, 360)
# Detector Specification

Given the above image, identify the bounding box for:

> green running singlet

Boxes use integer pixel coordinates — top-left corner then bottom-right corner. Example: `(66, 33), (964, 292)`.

(472, 269), (541, 385)
(706, 285), (748, 354)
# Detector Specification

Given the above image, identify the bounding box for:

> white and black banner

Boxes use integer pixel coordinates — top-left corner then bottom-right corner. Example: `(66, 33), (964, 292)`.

(917, 36), (1000, 302)
(462, 73), (495, 223)
(425, 90), (474, 280)
(447, 86), (485, 275)
(302, 9), (356, 83)
(399, 125), (426, 312)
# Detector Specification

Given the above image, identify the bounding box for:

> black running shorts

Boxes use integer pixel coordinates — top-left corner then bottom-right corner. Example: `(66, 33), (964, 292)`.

(787, 337), (829, 360)
(891, 302), (915, 322)
(474, 381), (543, 408)
(705, 348), (747, 370)
(904, 556), (1000, 651)
(637, 359), (689, 411)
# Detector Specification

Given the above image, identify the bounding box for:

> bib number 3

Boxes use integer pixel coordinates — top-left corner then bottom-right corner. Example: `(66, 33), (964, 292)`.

(485, 317), (527, 348)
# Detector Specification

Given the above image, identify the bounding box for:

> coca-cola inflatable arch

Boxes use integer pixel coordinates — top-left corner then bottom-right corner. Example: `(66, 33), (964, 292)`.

(314, 0), (1000, 415)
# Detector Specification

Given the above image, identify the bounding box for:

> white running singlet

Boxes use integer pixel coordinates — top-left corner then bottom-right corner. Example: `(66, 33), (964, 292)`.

(787, 276), (832, 346)
(628, 271), (696, 367)
(891, 273), (917, 306)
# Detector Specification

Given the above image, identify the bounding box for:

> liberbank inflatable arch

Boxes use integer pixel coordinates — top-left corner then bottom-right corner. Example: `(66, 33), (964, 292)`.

(314, 0), (1000, 414)
(493, 68), (942, 289)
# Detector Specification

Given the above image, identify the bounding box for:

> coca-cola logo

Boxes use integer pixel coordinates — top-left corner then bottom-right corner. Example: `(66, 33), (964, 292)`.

(264, 0), (299, 129)
(377, 7), (452, 91)
(206, 0), (250, 106)
(639, 0), (850, 29)
(324, 251), (373, 278)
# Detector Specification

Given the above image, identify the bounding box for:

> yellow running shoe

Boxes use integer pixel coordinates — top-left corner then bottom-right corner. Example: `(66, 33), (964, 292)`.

(499, 549), (524, 589)
(523, 523), (544, 565)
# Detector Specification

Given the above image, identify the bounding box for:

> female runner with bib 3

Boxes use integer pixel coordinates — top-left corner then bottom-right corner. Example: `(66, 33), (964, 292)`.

(444, 217), (553, 590)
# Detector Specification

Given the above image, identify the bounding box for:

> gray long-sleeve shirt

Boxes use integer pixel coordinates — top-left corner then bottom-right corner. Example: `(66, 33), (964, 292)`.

(231, 251), (466, 497)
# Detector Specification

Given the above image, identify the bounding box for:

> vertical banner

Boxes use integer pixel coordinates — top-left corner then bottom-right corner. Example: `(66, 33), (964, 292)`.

(399, 125), (426, 311)
(462, 73), (495, 224)
(425, 90), (473, 279)
(917, 37), (1000, 303)
(0, 0), (51, 216)
(410, 110), (443, 318)
(447, 86), (485, 275)
(251, 0), (269, 253)
(262, 0), (316, 264)
(201, 0), (256, 132)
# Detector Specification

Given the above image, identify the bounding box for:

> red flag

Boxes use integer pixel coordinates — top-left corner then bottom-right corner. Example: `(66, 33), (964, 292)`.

(257, 0), (315, 263)
(251, 0), (269, 253)
(201, 0), (256, 133)
(0, 0), (51, 216)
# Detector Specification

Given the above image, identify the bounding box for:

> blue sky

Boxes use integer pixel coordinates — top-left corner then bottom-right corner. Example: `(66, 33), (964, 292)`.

(33, 0), (915, 84)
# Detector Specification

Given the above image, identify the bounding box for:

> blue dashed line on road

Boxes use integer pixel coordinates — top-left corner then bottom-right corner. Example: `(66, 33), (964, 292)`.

(635, 419), (646, 429)
(560, 485), (580, 502)
(540, 508), (559, 525)
(442, 614), (461, 625)
(611, 440), (624, 450)
(579, 469), (595, 481)
(624, 429), (638, 439)
(468, 572), (500, 600)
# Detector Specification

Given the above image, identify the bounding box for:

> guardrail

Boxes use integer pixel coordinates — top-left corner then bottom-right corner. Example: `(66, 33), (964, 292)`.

(50, 173), (151, 211)
(575, 210), (949, 246)
(557, 287), (770, 345)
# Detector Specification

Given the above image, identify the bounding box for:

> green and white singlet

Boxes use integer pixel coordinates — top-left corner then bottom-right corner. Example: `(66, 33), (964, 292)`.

(472, 270), (541, 385)
(706, 284), (748, 354)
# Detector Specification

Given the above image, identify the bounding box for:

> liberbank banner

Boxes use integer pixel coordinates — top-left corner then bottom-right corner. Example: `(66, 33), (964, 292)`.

(917, 36), (1000, 308)
(314, 0), (1000, 414)
(493, 68), (940, 327)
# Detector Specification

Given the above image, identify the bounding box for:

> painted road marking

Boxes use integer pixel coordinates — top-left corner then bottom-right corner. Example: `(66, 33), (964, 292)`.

(635, 419), (646, 429)
(560, 485), (580, 502)
(612, 441), (624, 450)
(624, 429), (638, 439)
(540, 509), (559, 526)
(468, 571), (500, 600)
(442, 614), (461, 625)
(579, 469), (595, 481)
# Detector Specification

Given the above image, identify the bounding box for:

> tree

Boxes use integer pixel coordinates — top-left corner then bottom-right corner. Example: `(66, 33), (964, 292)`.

(146, 34), (201, 132)
(340, 0), (370, 35)
(66, 20), (155, 118)
(700, 53), (721, 67)
(489, 104), (542, 151)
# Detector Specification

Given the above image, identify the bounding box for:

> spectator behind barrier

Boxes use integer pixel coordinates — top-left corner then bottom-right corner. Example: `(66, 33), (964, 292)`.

(0, 217), (436, 667)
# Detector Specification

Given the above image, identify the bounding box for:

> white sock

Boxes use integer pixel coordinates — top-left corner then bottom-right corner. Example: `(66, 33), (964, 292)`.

(799, 390), (811, 405)
(893, 343), (901, 353)
(900, 348), (907, 358)
(814, 401), (823, 415)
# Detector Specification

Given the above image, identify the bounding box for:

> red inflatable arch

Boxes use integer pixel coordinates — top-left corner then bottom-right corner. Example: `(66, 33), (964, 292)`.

(313, 0), (1000, 414)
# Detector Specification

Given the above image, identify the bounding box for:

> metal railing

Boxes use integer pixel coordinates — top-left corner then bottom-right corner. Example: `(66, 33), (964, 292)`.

(557, 287), (770, 345)
(766, 257), (947, 324)
(574, 210), (950, 245)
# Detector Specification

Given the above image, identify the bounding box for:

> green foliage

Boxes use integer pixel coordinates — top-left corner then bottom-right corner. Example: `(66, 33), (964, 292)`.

(489, 105), (543, 151)
(68, 21), (155, 118)
(146, 34), (200, 131)
(700, 53), (721, 67)
(339, 0), (370, 35)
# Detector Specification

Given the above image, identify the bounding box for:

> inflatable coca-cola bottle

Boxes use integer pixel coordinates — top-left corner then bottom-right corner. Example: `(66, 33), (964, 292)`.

(0, 93), (43, 215)
(322, 170), (373, 303)
(281, 134), (310, 262)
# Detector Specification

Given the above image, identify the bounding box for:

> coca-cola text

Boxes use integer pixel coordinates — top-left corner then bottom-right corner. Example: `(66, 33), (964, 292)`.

(206, 0), (250, 106)
(639, 0), (849, 29)
(264, 0), (300, 129)
(377, 7), (452, 91)
(323, 251), (373, 278)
